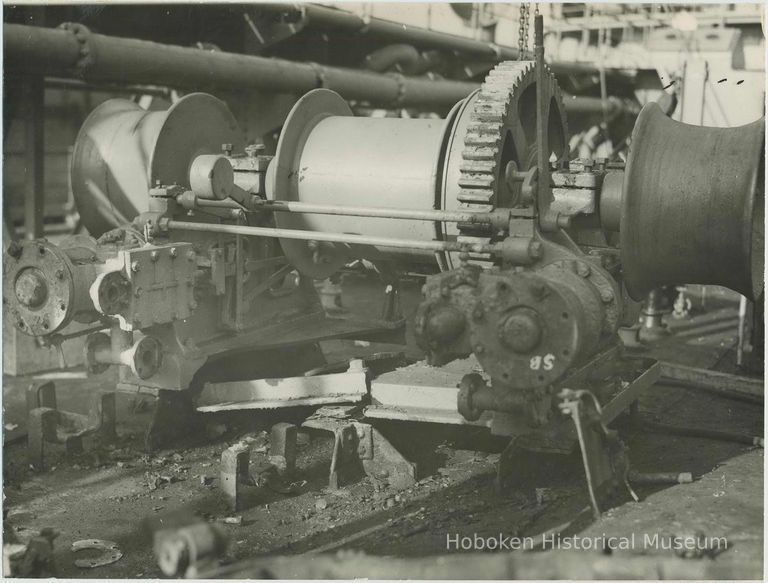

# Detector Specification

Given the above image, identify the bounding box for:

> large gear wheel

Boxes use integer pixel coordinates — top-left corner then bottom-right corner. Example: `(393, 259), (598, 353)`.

(442, 61), (569, 226)
(439, 60), (569, 268)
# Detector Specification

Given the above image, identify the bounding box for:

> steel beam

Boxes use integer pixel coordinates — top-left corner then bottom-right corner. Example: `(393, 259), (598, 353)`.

(196, 361), (368, 412)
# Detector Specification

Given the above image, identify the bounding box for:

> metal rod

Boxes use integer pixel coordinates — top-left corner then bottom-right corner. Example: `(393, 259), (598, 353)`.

(44, 77), (172, 98)
(5, 24), (640, 114)
(167, 220), (495, 254)
(24, 76), (45, 240)
(659, 361), (763, 405)
(641, 420), (764, 447)
(253, 200), (500, 225)
(534, 14), (550, 223)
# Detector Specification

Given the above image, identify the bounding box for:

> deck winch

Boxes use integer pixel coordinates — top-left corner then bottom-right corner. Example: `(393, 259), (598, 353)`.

(4, 18), (763, 463)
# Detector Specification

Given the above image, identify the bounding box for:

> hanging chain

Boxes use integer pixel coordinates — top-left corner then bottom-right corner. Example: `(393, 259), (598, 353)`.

(518, 2), (530, 60)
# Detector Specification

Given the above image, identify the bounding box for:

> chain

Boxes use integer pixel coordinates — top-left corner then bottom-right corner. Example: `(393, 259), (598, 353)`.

(518, 2), (530, 60)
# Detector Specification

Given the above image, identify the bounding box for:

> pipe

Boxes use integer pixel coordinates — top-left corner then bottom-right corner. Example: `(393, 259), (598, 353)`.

(256, 3), (608, 76)
(5, 24), (639, 115)
(261, 3), (517, 61)
(166, 220), (497, 254)
(561, 94), (640, 117)
(364, 44), (421, 73)
(4, 23), (475, 109)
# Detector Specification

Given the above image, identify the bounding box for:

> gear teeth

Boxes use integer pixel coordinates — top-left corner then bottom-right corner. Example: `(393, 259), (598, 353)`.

(454, 60), (569, 266)
(457, 61), (533, 207)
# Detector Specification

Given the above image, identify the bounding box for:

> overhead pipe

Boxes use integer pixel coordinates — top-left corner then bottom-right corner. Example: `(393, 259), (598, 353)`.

(257, 3), (515, 60)
(4, 24), (638, 116)
(255, 3), (605, 76)
(4, 23), (475, 109)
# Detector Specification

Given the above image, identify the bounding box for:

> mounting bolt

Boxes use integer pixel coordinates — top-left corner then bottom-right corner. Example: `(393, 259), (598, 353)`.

(150, 251), (159, 262)
(531, 282), (549, 300)
(169, 247), (178, 258)
(601, 288), (614, 303)
(131, 261), (140, 273)
(576, 262), (590, 277)
(221, 143), (233, 156)
(186, 250), (196, 262)
(528, 240), (543, 259)
(6, 240), (22, 259)
(55, 269), (65, 280)
(244, 144), (265, 158)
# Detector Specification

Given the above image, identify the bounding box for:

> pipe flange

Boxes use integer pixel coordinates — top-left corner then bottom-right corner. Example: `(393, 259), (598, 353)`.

(129, 335), (163, 380)
(59, 22), (95, 77)
(3, 240), (76, 336)
(71, 539), (122, 569)
(84, 332), (111, 375)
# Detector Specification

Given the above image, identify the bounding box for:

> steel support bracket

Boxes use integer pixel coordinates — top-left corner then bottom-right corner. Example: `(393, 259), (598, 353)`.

(26, 382), (116, 471)
(302, 408), (417, 491)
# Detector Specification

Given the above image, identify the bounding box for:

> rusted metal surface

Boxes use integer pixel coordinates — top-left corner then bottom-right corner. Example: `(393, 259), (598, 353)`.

(302, 408), (417, 491)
